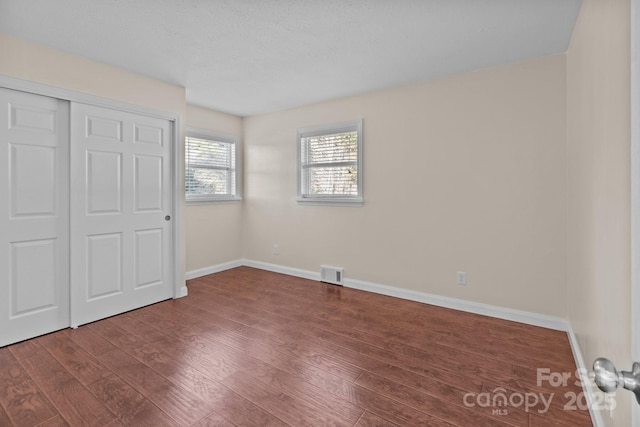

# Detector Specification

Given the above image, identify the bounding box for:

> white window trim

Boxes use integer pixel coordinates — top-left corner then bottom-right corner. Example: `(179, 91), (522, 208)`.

(297, 119), (363, 206)
(185, 127), (241, 204)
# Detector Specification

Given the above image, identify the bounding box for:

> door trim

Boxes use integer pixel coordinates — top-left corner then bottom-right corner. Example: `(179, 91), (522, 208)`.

(631, 0), (640, 423)
(0, 74), (186, 300)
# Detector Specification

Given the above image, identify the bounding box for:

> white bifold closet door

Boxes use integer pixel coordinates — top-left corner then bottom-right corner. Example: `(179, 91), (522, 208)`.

(0, 88), (70, 347)
(70, 103), (174, 327)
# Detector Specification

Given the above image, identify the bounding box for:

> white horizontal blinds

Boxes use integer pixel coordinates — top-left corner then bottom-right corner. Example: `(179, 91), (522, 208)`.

(301, 130), (358, 196)
(185, 136), (236, 198)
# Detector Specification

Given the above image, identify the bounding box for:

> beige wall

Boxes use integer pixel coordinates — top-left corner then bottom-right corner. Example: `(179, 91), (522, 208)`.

(0, 33), (185, 114)
(567, 0), (633, 425)
(184, 104), (244, 271)
(243, 55), (568, 317)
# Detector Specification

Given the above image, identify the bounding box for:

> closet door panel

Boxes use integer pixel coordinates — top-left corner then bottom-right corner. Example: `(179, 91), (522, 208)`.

(0, 87), (69, 347)
(70, 103), (173, 327)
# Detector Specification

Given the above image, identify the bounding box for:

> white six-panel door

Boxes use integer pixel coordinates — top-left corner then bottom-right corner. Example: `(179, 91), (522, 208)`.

(0, 88), (70, 347)
(70, 103), (174, 327)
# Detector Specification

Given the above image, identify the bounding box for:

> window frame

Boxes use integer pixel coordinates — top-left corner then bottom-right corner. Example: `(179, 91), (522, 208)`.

(185, 128), (240, 204)
(297, 119), (363, 206)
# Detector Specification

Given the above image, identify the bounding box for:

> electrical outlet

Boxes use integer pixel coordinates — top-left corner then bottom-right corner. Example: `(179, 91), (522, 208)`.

(457, 271), (467, 285)
(273, 244), (279, 255)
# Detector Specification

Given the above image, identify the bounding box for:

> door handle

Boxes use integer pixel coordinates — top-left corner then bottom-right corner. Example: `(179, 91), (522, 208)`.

(593, 358), (640, 404)
(165, 215), (171, 221)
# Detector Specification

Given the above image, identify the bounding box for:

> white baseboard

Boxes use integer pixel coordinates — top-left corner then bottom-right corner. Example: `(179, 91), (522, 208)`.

(242, 259), (321, 281)
(185, 259), (244, 280)
(567, 326), (605, 427)
(189, 259), (569, 330)
(241, 259), (569, 331)
(345, 276), (569, 331)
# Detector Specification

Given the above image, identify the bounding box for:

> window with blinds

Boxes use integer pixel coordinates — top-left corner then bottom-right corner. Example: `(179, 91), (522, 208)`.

(185, 130), (239, 202)
(297, 119), (363, 205)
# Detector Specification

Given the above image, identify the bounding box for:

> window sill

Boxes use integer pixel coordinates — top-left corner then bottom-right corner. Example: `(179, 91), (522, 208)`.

(297, 197), (363, 207)
(186, 197), (242, 205)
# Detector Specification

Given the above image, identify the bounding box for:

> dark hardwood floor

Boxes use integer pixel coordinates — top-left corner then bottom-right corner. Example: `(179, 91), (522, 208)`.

(1, 266), (592, 426)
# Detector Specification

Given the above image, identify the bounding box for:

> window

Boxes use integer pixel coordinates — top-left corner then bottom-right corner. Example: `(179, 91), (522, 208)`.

(185, 129), (239, 202)
(297, 119), (363, 205)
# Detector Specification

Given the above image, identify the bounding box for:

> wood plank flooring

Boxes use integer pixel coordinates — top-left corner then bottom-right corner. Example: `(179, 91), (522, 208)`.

(1, 266), (592, 426)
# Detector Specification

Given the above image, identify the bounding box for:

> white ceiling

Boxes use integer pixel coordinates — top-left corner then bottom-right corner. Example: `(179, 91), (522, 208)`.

(0, 0), (582, 117)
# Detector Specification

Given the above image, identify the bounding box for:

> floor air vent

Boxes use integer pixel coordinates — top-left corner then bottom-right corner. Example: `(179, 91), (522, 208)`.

(320, 265), (344, 286)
